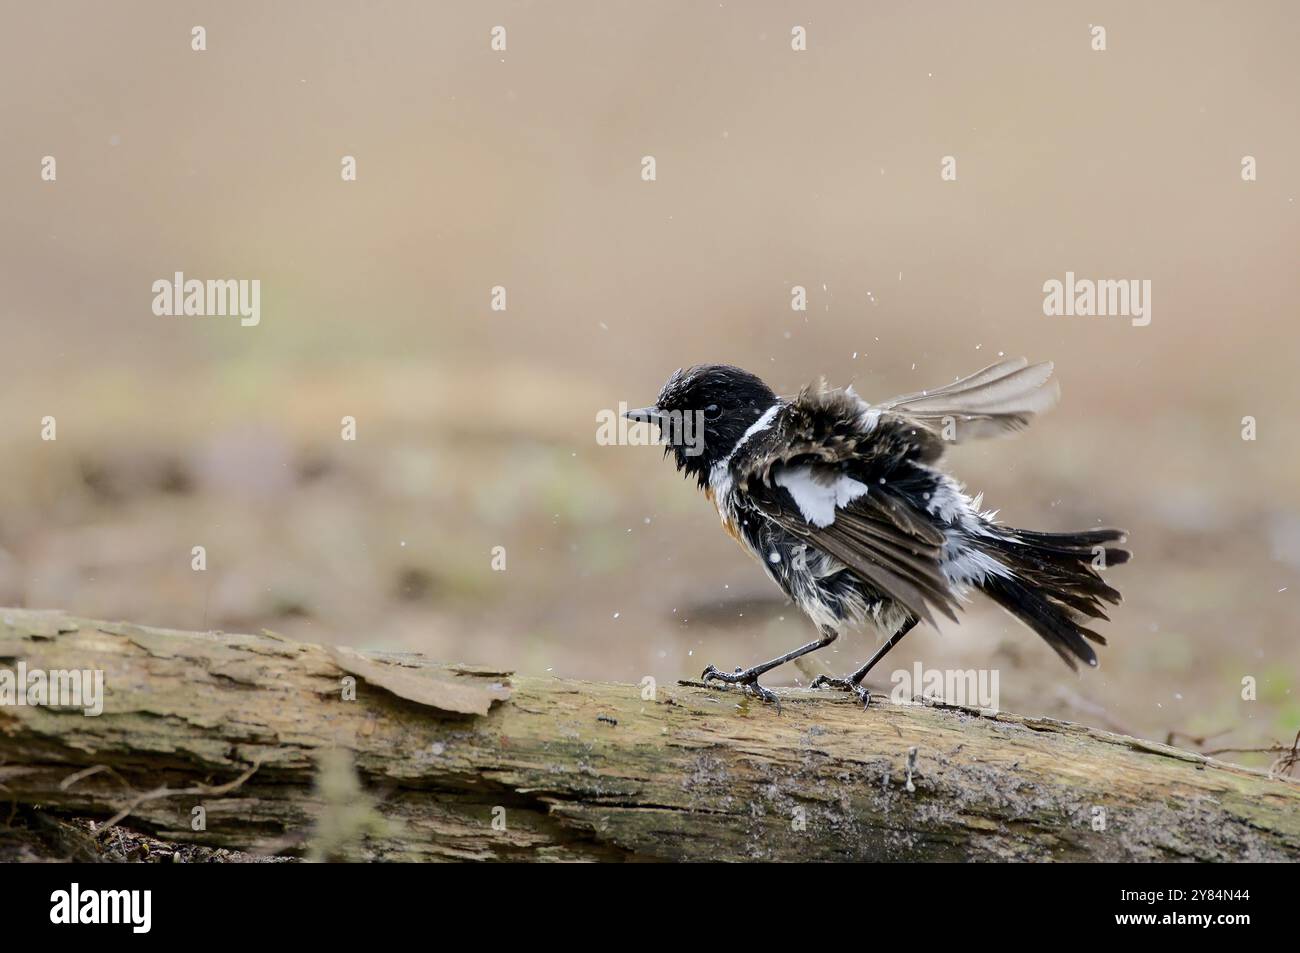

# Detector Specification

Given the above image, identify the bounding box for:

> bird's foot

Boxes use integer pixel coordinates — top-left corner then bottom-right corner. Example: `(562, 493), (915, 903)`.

(809, 674), (872, 708)
(700, 664), (782, 711)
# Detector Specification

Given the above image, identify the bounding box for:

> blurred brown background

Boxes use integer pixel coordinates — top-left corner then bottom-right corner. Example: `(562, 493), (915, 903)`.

(1, 2), (1297, 767)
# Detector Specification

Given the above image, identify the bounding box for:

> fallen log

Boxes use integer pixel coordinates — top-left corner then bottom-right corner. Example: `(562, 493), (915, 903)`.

(0, 608), (1296, 861)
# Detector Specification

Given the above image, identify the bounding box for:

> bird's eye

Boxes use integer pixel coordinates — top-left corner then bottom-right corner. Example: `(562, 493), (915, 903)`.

(703, 404), (722, 420)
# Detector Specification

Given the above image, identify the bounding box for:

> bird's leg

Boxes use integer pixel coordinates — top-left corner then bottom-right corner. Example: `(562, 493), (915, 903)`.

(811, 617), (919, 707)
(701, 626), (838, 709)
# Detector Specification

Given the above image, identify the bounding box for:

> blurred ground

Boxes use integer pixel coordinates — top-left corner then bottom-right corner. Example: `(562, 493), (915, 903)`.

(0, 2), (1297, 770)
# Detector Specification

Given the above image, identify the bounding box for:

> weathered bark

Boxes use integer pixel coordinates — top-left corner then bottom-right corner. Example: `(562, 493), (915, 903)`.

(0, 608), (1296, 861)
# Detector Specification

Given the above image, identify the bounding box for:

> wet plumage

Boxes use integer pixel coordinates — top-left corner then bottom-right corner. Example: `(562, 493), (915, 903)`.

(626, 359), (1130, 705)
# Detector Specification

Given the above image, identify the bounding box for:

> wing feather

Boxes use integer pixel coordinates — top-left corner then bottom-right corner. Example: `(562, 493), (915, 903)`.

(874, 358), (1059, 443)
(731, 361), (1057, 627)
(734, 384), (962, 626)
(753, 486), (960, 626)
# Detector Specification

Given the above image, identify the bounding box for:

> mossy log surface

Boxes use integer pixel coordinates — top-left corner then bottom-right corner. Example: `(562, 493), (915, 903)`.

(0, 608), (1296, 861)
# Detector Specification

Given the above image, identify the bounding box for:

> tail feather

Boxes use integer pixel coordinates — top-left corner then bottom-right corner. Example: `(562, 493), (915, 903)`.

(978, 527), (1129, 670)
(981, 575), (1098, 669)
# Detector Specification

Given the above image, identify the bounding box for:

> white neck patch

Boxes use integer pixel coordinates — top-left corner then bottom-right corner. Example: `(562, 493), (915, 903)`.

(732, 402), (780, 455)
(708, 401), (781, 503)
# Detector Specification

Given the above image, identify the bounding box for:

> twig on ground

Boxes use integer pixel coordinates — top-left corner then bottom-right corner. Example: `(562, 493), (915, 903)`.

(61, 759), (262, 838)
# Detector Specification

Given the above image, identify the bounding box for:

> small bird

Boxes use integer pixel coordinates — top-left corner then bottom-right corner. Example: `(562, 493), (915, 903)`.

(626, 359), (1129, 707)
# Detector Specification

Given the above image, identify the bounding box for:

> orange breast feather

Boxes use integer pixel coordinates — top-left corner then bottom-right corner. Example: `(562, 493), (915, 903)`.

(704, 485), (748, 551)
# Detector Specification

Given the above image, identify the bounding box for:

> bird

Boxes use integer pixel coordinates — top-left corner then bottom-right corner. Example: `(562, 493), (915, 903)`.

(624, 359), (1129, 707)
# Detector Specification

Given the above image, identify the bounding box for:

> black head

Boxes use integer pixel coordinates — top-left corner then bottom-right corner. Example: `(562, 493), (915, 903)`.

(625, 364), (777, 485)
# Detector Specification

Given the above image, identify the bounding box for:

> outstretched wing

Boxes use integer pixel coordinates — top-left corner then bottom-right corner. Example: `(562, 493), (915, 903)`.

(871, 357), (1059, 443)
(734, 383), (961, 627)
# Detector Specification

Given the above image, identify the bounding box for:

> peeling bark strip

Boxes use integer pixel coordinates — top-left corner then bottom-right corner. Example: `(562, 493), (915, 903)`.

(0, 609), (1297, 862)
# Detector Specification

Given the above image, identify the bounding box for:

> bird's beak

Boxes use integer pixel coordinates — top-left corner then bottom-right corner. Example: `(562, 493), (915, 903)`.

(623, 405), (664, 425)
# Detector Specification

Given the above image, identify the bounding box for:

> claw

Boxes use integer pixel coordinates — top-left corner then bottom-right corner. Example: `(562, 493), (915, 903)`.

(810, 674), (872, 709)
(698, 663), (782, 712)
(744, 681), (782, 711)
(809, 674), (845, 690)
